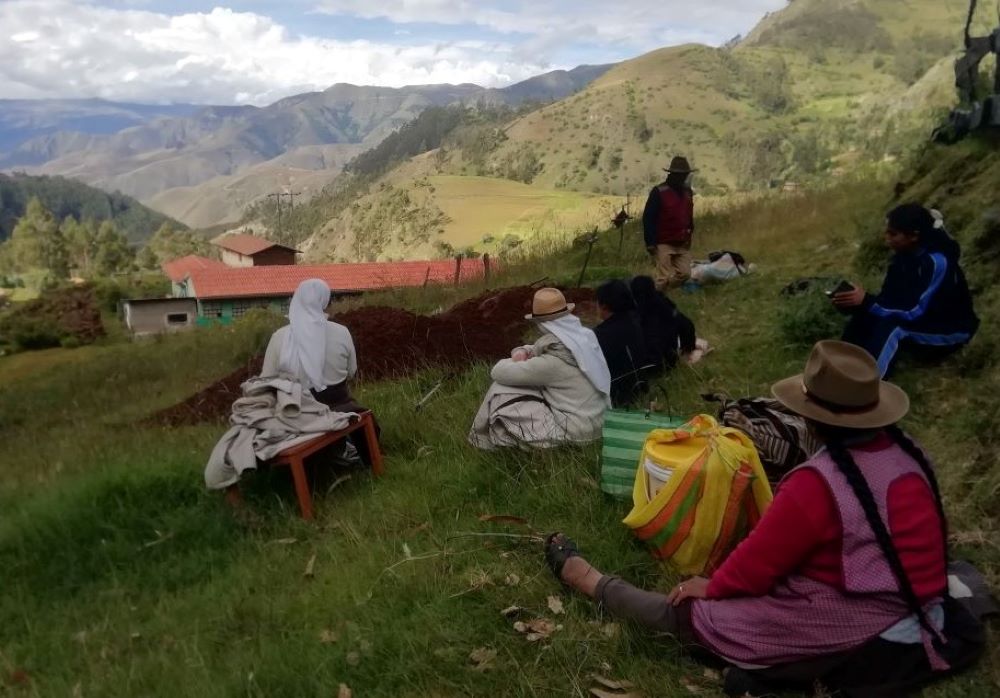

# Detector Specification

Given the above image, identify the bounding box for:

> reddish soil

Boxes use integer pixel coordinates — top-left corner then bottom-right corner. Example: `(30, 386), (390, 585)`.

(150, 285), (596, 426)
(0, 284), (104, 347)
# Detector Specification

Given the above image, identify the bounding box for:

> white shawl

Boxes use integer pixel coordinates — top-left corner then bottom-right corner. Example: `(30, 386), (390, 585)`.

(279, 279), (332, 391)
(540, 315), (612, 404)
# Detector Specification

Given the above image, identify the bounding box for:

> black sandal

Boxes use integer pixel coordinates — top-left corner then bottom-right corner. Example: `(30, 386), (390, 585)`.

(544, 532), (581, 583)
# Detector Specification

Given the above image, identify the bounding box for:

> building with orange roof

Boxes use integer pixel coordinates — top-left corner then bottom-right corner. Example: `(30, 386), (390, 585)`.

(179, 257), (488, 324)
(212, 233), (299, 267)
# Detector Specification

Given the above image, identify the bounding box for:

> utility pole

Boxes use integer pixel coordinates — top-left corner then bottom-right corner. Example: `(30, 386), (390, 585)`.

(282, 191), (302, 209)
(267, 192), (283, 244)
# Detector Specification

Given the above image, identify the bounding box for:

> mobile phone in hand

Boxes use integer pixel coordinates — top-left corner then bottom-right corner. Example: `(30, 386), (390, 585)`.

(825, 280), (855, 297)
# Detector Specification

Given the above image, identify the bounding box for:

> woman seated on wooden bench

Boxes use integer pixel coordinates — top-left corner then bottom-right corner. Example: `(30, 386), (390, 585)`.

(261, 278), (379, 464)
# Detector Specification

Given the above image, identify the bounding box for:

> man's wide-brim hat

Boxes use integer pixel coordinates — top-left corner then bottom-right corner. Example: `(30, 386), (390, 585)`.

(525, 287), (575, 321)
(663, 156), (697, 174)
(772, 340), (909, 429)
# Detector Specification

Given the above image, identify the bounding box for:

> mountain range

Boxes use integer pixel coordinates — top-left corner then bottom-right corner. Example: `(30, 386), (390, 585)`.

(0, 66), (612, 228)
(295, 0), (977, 263)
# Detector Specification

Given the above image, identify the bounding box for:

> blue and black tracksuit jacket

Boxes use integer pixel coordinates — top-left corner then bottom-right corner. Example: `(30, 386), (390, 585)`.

(845, 245), (979, 376)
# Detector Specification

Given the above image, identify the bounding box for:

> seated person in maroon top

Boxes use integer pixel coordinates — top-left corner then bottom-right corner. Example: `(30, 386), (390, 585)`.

(541, 341), (987, 697)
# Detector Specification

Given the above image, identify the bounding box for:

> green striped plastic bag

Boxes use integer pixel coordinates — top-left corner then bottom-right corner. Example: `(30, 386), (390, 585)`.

(601, 410), (685, 499)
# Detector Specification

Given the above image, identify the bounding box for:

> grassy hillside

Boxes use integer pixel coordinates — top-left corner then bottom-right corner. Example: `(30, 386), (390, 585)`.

(1, 137), (997, 695)
(433, 0), (970, 197)
(293, 0), (974, 264)
(305, 168), (622, 262)
(0, 172), (185, 244)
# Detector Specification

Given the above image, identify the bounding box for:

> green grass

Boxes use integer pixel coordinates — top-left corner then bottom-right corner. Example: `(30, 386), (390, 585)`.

(0, 173), (997, 696)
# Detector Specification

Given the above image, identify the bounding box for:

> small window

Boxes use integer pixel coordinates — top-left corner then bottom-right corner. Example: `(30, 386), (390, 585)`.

(166, 313), (189, 325)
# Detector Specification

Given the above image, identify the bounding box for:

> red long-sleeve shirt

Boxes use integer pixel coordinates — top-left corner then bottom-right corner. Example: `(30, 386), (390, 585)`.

(707, 433), (946, 602)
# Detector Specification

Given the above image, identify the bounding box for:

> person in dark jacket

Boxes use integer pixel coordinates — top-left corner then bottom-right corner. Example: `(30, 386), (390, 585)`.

(630, 275), (696, 371)
(594, 280), (649, 407)
(833, 203), (979, 377)
(643, 156), (696, 290)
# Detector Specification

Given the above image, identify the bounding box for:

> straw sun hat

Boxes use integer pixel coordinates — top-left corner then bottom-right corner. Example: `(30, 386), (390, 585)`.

(772, 340), (910, 429)
(525, 287), (575, 322)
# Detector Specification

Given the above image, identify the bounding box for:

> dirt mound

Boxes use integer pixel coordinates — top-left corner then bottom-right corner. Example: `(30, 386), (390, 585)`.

(149, 285), (596, 425)
(0, 285), (104, 350)
(153, 357), (263, 428)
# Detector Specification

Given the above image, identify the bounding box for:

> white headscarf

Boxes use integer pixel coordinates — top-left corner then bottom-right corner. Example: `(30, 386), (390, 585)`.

(280, 279), (332, 391)
(540, 315), (612, 405)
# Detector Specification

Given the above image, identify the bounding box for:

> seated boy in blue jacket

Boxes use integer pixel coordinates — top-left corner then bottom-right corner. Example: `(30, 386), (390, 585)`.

(832, 203), (979, 377)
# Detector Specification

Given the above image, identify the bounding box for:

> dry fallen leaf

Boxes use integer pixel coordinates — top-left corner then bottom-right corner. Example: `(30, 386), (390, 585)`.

(338, 683), (352, 698)
(269, 538), (298, 545)
(512, 618), (557, 642)
(500, 605), (523, 618)
(468, 646), (498, 671)
(601, 622), (621, 638)
(589, 690), (643, 698)
(701, 667), (721, 682)
(504, 573), (521, 586)
(680, 677), (704, 695)
(478, 514), (529, 526)
(591, 674), (636, 690)
(319, 629), (339, 644)
(7, 669), (30, 687)
(546, 595), (565, 615)
(346, 651), (361, 666)
(303, 554), (317, 579)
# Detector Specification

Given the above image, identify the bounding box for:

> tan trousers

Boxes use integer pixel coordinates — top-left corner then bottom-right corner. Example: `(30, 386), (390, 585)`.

(654, 243), (692, 290)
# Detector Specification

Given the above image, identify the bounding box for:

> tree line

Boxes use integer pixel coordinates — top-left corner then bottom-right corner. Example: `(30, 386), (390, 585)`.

(0, 197), (213, 282)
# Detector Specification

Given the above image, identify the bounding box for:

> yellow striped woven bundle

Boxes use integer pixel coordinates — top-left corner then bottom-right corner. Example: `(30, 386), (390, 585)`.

(622, 414), (774, 576)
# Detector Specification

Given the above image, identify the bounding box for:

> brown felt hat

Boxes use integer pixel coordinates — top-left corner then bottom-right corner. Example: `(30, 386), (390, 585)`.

(525, 287), (575, 322)
(771, 340), (909, 429)
(663, 156), (697, 174)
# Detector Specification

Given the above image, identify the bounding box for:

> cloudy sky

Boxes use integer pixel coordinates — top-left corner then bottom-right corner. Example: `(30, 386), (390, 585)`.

(0, 0), (786, 106)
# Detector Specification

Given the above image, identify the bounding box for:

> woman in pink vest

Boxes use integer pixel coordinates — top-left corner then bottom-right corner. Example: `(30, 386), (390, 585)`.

(545, 341), (989, 696)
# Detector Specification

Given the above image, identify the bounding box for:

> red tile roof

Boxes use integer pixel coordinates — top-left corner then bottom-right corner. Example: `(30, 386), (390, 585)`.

(188, 259), (487, 299)
(212, 233), (298, 256)
(162, 255), (228, 283)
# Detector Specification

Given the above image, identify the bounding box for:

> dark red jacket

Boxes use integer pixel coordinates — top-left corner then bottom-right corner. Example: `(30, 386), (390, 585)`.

(643, 184), (694, 246)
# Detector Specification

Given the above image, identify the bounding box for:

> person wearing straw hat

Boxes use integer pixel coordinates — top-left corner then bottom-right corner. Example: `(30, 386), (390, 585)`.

(468, 288), (611, 450)
(541, 341), (989, 696)
(643, 156), (697, 290)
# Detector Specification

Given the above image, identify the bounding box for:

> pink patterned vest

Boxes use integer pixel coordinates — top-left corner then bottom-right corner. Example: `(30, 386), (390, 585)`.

(690, 442), (947, 668)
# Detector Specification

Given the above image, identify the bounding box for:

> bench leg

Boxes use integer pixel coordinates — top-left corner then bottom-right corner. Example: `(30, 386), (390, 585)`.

(363, 413), (384, 477)
(289, 455), (314, 520)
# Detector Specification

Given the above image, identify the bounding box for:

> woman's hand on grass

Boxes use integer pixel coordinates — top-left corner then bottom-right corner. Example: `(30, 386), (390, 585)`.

(665, 576), (710, 606)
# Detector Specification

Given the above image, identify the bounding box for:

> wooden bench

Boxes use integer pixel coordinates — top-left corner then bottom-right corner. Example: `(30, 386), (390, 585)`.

(268, 412), (383, 520)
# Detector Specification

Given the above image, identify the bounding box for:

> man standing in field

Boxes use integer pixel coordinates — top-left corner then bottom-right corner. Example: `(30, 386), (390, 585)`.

(643, 156), (696, 290)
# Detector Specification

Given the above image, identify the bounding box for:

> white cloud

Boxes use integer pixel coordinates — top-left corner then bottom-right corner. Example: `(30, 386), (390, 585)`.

(0, 1), (549, 104)
(312, 0), (787, 51)
(0, 0), (786, 105)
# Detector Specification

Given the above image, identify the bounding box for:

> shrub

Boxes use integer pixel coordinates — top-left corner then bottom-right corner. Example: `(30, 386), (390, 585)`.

(777, 289), (845, 348)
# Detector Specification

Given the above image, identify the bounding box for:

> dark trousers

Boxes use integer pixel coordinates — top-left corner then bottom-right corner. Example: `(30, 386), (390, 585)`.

(842, 313), (972, 378)
(311, 382), (381, 466)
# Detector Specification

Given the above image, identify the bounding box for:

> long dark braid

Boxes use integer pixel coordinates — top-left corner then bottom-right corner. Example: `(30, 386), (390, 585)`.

(825, 437), (940, 637)
(886, 424), (949, 560)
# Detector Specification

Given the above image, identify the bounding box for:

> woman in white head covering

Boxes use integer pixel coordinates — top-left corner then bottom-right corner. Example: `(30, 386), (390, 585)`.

(469, 288), (610, 450)
(261, 279), (379, 461)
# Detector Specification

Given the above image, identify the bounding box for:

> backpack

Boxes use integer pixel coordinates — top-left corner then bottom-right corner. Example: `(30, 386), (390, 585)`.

(623, 414), (773, 575)
(704, 394), (820, 482)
